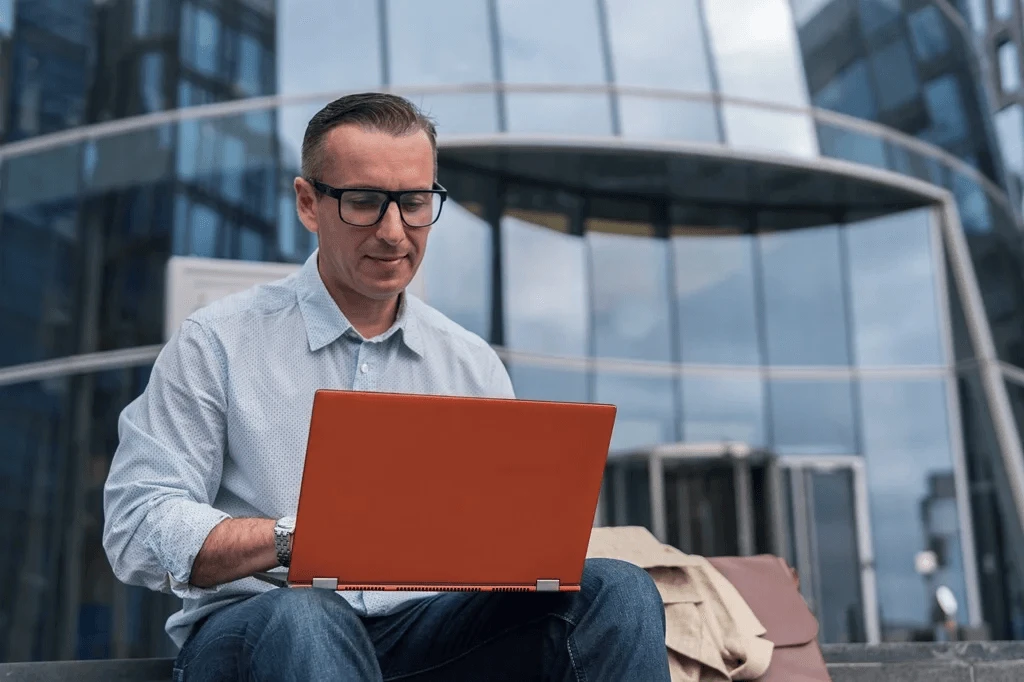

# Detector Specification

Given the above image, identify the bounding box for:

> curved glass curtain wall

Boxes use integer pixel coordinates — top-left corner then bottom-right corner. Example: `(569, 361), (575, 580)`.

(0, 90), (997, 650)
(1, 0), (1022, 656)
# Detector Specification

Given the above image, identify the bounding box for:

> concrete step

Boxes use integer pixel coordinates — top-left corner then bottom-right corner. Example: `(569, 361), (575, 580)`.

(1, 643), (1023, 680)
(823, 642), (1024, 682)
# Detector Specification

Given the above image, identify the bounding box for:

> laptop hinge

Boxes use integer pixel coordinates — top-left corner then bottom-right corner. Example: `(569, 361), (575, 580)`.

(312, 578), (339, 590)
(536, 579), (559, 592)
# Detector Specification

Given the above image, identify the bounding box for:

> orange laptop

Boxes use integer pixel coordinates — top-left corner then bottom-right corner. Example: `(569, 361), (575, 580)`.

(258, 389), (615, 593)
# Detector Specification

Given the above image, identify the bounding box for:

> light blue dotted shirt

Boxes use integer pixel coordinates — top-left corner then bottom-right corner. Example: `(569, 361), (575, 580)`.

(101, 249), (515, 648)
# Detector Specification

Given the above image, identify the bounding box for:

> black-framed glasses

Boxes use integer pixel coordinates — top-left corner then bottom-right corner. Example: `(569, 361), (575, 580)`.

(309, 179), (448, 228)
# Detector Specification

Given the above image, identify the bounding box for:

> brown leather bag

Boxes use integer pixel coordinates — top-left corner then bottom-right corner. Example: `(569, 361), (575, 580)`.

(707, 555), (832, 682)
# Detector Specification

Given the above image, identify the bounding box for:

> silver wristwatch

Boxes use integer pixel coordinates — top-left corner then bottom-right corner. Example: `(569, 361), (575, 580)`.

(273, 516), (296, 567)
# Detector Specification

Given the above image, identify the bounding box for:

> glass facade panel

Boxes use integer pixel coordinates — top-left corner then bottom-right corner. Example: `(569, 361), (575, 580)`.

(420, 201), (492, 341)
(994, 104), (1024, 176)
(921, 75), (969, 147)
(181, 3), (220, 77)
(496, 0), (606, 84)
(618, 98), (720, 142)
(0, 370), (181, 662)
(681, 375), (765, 446)
(672, 233), (760, 365)
(817, 124), (888, 169)
(509, 364), (588, 403)
(809, 468), (866, 643)
(703, 0), (810, 106)
(502, 216), (589, 356)
(387, 0), (494, 85)
(868, 38), (920, 111)
(604, 0), (713, 91)
(812, 59), (878, 119)
(999, 42), (1020, 93)
(907, 6), (951, 62)
(276, 0), (382, 95)
(994, 0), (1013, 20)
(769, 380), (858, 455)
(859, 0), (902, 36)
(722, 105), (818, 158)
(595, 373), (677, 451)
(845, 209), (945, 366)
(504, 94), (613, 135)
(588, 232), (672, 361)
(406, 93), (499, 135)
(859, 379), (969, 633)
(760, 225), (851, 366)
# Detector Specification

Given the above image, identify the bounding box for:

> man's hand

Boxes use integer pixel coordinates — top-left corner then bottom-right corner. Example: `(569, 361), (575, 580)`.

(189, 518), (279, 588)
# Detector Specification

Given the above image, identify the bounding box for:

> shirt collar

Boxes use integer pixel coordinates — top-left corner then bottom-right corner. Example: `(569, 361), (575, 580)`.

(295, 249), (424, 356)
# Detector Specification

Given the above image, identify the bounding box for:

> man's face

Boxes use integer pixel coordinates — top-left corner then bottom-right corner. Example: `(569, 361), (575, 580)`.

(295, 124), (434, 304)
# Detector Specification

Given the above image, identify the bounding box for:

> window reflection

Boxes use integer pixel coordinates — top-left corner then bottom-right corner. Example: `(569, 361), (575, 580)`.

(496, 0), (605, 84)
(813, 60), (878, 119)
(859, 0), (902, 36)
(604, 0), (713, 91)
(672, 232), (760, 365)
(995, 105), (1024, 177)
(859, 379), (969, 631)
(618, 98), (720, 142)
(595, 373), (677, 451)
(760, 225), (851, 366)
(405, 93), (499, 135)
(181, 2), (220, 77)
(703, 0), (811, 106)
(420, 201), (493, 341)
(588, 231), (672, 361)
(509, 364), (588, 403)
(276, 0), (382, 95)
(999, 42), (1021, 94)
(681, 375), (764, 446)
(769, 380), (857, 454)
(502, 216), (589, 356)
(722, 106), (818, 158)
(907, 6), (951, 62)
(505, 94), (613, 135)
(921, 76), (968, 147)
(868, 38), (921, 111)
(387, 0), (494, 85)
(846, 209), (945, 366)
(817, 124), (887, 169)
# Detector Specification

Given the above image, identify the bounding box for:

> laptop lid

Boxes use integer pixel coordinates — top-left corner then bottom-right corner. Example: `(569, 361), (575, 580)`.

(285, 389), (615, 592)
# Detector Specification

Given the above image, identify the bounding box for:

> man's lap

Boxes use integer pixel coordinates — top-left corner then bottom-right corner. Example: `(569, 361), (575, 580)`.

(175, 558), (660, 681)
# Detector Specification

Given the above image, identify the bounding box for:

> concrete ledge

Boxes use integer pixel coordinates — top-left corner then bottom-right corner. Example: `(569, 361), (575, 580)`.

(823, 642), (1024, 682)
(1, 643), (1023, 681)
(0, 658), (173, 681)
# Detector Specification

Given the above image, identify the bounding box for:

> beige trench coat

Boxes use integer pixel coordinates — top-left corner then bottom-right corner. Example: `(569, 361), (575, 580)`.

(587, 526), (774, 681)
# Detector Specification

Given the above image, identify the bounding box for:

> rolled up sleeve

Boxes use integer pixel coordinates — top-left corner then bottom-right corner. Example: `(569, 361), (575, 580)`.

(102, 319), (232, 600)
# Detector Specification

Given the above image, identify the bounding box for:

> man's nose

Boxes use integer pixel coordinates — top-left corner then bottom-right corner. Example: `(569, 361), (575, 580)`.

(376, 201), (405, 243)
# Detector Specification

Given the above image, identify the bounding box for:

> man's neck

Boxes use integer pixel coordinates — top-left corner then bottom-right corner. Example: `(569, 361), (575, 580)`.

(325, 284), (401, 340)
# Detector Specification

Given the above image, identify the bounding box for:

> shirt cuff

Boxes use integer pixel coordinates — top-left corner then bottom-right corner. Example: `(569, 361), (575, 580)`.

(144, 497), (232, 599)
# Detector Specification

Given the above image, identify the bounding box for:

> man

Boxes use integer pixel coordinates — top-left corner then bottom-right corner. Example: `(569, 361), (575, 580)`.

(103, 93), (670, 681)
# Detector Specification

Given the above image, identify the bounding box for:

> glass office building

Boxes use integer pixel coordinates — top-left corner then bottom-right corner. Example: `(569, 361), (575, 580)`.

(5, 0), (1024, 660)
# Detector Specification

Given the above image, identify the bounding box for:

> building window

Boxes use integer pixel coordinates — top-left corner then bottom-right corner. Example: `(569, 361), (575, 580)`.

(139, 53), (165, 113)
(999, 41), (1020, 93)
(907, 6), (950, 62)
(181, 2), (221, 78)
(994, 0), (1013, 21)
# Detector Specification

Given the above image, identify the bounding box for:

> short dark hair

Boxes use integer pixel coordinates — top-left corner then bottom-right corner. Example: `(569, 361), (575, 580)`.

(301, 92), (438, 182)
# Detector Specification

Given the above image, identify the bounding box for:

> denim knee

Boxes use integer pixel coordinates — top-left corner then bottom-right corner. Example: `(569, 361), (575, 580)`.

(581, 558), (665, 626)
(254, 587), (364, 642)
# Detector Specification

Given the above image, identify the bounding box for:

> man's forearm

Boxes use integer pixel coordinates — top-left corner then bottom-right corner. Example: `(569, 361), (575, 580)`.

(190, 517), (279, 588)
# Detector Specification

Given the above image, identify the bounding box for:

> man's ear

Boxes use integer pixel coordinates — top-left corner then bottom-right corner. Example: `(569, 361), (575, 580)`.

(294, 177), (320, 235)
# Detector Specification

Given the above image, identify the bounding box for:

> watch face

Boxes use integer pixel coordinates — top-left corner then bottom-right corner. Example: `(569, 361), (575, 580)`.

(277, 516), (296, 533)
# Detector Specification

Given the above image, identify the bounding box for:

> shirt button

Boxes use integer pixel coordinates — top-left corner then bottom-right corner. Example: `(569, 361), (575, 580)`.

(360, 363), (369, 374)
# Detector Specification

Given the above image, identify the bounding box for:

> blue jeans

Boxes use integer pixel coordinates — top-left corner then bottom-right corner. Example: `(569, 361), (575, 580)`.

(173, 558), (670, 681)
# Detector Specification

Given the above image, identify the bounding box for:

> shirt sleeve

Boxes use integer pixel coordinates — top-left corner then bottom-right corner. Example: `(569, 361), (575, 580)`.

(487, 349), (516, 399)
(102, 319), (233, 601)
